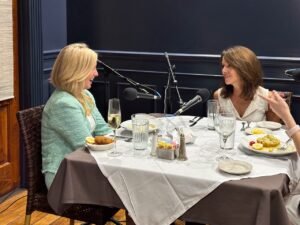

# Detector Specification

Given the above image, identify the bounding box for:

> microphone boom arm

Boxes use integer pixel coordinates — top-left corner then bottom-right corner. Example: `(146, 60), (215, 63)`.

(164, 52), (185, 107)
(98, 59), (161, 98)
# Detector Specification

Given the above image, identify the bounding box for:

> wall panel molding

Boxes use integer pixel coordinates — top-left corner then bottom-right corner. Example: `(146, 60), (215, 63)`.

(96, 49), (300, 80)
(41, 50), (300, 122)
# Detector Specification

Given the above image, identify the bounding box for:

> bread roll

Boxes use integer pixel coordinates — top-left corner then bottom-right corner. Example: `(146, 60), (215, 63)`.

(95, 136), (114, 145)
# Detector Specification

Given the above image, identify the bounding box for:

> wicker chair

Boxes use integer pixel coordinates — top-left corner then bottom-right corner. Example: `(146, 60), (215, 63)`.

(17, 105), (120, 225)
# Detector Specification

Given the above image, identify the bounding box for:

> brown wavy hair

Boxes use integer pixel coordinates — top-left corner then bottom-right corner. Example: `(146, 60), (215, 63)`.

(220, 46), (263, 100)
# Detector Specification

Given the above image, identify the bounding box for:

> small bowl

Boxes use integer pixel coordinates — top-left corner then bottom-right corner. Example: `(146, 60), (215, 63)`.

(86, 142), (114, 151)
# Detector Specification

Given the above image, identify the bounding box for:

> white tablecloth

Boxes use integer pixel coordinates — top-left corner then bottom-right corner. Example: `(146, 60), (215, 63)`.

(89, 116), (300, 225)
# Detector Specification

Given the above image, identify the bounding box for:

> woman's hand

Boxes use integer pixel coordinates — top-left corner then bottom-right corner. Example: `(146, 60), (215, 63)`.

(260, 90), (290, 119)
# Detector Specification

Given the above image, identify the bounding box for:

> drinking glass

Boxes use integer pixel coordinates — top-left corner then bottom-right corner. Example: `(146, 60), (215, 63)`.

(207, 100), (219, 130)
(107, 98), (122, 157)
(213, 104), (221, 133)
(216, 111), (236, 161)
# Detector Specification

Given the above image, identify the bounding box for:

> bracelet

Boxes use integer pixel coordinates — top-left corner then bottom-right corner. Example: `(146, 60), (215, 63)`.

(286, 125), (300, 138)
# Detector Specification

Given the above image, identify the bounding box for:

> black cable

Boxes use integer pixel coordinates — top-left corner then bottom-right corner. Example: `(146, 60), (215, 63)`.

(0, 195), (27, 214)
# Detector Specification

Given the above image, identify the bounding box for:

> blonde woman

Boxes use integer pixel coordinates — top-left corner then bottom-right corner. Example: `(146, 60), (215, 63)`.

(42, 43), (111, 189)
(213, 45), (280, 122)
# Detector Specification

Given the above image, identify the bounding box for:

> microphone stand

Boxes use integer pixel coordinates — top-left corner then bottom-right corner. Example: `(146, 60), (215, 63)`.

(164, 52), (185, 114)
(97, 59), (161, 98)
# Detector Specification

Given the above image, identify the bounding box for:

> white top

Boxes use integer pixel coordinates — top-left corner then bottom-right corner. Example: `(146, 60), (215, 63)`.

(216, 86), (269, 122)
(87, 115), (96, 132)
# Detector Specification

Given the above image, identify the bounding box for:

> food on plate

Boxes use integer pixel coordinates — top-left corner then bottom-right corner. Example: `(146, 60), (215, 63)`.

(252, 143), (263, 150)
(85, 136), (95, 144)
(251, 128), (265, 134)
(249, 141), (256, 146)
(248, 134), (281, 152)
(95, 136), (114, 145)
(256, 134), (280, 147)
(86, 136), (114, 145)
(149, 124), (156, 129)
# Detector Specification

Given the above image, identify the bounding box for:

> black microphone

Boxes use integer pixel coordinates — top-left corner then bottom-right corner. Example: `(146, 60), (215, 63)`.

(174, 95), (202, 115)
(174, 88), (211, 115)
(123, 87), (161, 101)
(285, 68), (300, 81)
(197, 88), (211, 102)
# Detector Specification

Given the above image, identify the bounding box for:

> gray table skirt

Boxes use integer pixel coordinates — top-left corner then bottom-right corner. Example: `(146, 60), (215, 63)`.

(48, 148), (291, 225)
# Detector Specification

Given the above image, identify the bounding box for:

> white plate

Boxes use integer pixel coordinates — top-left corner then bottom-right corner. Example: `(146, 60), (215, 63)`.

(245, 127), (272, 135)
(120, 119), (158, 132)
(86, 142), (114, 151)
(218, 160), (252, 175)
(256, 121), (282, 130)
(240, 134), (296, 156)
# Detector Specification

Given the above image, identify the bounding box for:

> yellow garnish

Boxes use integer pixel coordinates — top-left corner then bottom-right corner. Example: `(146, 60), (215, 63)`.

(251, 128), (265, 134)
(85, 136), (95, 144)
(252, 143), (263, 150)
(157, 141), (173, 150)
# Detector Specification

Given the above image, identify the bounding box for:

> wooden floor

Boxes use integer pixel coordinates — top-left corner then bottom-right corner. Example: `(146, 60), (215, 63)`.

(0, 189), (186, 225)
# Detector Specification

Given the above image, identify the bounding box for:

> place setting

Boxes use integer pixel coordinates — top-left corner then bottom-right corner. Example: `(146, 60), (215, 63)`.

(212, 109), (254, 175)
(240, 133), (296, 156)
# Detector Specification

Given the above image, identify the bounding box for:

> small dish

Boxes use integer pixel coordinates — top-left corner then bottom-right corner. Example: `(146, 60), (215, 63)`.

(245, 127), (272, 135)
(86, 142), (114, 151)
(256, 121), (282, 130)
(121, 119), (158, 132)
(218, 159), (252, 175)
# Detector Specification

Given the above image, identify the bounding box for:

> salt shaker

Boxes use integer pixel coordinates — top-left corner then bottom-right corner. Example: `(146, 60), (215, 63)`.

(177, 130), (187, 161)
(150, 130), (158, 156)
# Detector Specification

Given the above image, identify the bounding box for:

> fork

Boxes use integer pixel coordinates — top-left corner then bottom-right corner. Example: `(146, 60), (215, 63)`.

(279, 138), (292, 150)
(189, 116), (198, 123)
(240, 121), (246, 131)
(189, 117), (202, 127)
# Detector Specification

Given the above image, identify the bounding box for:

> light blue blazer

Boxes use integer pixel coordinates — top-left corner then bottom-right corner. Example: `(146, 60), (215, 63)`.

(41, 89), (111, 175)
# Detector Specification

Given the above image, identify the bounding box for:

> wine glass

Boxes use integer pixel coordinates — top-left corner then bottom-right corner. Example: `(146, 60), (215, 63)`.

(216, 111), (236, 161)
(107, 98), (122, 157)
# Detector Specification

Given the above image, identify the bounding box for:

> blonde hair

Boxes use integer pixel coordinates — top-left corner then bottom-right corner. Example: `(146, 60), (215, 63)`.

(50, 43), (97, 115)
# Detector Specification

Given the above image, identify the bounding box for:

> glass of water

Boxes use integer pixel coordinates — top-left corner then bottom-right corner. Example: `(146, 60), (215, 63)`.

(207, 100), (219, 130)
(216, 111), (236, 161)
(131, 114), (149, 150)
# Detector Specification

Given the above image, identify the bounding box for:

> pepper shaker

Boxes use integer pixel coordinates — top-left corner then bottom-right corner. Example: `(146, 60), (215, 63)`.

(177, 130), (187, 161)
(150, 130), (158, 156)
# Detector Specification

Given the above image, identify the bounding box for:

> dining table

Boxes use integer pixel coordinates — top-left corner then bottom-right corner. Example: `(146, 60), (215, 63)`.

(47, 116), (300, 225)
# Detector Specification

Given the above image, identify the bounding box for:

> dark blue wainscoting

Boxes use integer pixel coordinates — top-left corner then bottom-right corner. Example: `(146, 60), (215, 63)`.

(43, 50), (300, 123)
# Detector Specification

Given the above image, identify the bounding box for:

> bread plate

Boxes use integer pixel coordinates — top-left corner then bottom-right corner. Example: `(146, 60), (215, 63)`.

(256, 121), (282, 130)
(245, 127), (272, 135)
(218, 159), (252, 175)
(120, 119), (158, 132)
